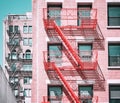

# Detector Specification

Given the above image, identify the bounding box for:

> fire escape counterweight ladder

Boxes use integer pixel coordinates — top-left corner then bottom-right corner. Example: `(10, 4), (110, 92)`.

(52, 21), (83, 69)
(52, 63), (80, 103)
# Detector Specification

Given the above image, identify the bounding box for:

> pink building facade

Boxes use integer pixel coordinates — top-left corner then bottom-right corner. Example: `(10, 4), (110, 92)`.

(32, 0), (120, 103)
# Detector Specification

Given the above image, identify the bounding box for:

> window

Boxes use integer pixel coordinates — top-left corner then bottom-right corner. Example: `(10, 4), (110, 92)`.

(14, 25), (19, 33)
(9, 77), (18, 84)
(28, 26), (32, 33)
(109, 85), (120, 103)
(24, 77), (32, 84)
(9, 25), (13, 33)
(78, 44), (92, 61)
(78, 85), (93, 103)
(23, 26), (28, 33)
(108, 4), (120, 26)
(9, 25), (20, 34)
(23, 25), (32, 33)
(108, 43), (120, 66)
(48, 85), (63, 102)
(23, 38), (28, 45)
(23, 64), (32, 71)
(48, 43), (62, 65)
(23, 38), (32, 46)
(47, 4), (62, 26)
(14, 89), (19, 96)
(24, 89), (31, 97)
(29, 38), (32, 46)
(9, 38), (19, 45)
(24, 49), (32, 59)
(77, 4), (92, 26)
(10, 63), (16, 71)
(11, 50), (17, 59)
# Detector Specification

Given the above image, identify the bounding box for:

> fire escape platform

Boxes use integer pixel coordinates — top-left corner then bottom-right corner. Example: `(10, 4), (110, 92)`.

(42, 8), (105, 103)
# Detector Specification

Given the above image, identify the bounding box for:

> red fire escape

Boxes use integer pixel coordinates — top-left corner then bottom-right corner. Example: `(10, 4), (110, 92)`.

(42, 8), (105, 103)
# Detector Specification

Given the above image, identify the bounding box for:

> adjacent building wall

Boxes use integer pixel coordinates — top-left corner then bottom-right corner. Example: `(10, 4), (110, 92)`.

(0, 66), (17, 103)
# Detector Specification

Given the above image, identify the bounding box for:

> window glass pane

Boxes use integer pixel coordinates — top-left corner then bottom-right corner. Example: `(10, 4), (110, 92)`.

(9, 38), (19, 45)
(28, 26), (32, 33)
(48, 44), (62, 63)
(11, 50), (17, 60)
(25, 50), (32, 59)
(24, 89), (31, 97)
(78, 44), (92, 61)
(11, 63), (16, 71)
(79, 86), (93, 97)
(9, 77), (18, 84)
(109, 6), (120, 17)
(108, 17), (120, 26)
(23, 38), (28, 45)
(24, 77), (32, 84)
(108, 5), (120, 26)
(49, 45), (62, 57)
(9, 25), (13, 33)
(109, 85), (120, 103)
(108, 44), (120, 66)
(48, 6), (61, 26)
(79, 44), (92, 51)
(14, 25), (19, 33)
(29, 38), (32, 46)
(14, 89), (18, 96)
(79, 86), (93, 103)
(77, 5), (92, 26)
(23, 26), (28, 33)
(48, 86), (62, 102)
(23, 65), (32, 71)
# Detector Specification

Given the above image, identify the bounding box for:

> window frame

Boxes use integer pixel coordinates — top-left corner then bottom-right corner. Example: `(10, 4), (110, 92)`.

(28, 26), (32, 33)
(24, 89), (31, 97)
(47, 43), (62, 62)
(109, 84), (120, 103)
(48, 85), (63, 102)
(107, 3), (120, 27)
(78, 43), (92, 61)
(108, 43), (120, 68)
(23, 64), (32, 71)
(23, 25), (28, 34)
(47, 4), (62, 26)
(24, 49), (32, 59)
(78, 85), (93, 103)
(77, 4), (92, 26)
(24, 77), (32, 84)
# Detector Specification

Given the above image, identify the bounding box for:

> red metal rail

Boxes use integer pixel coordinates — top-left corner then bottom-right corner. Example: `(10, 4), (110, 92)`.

(52, 63), (80, 103)
(43, 50), (98, 70)
(43, 8), (97, 20)
(42, 95), (98, 103)
(53, 21), (84, 68)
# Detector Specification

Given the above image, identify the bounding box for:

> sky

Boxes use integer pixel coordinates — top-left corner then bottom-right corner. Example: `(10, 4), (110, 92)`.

(0, 0), (32, 67)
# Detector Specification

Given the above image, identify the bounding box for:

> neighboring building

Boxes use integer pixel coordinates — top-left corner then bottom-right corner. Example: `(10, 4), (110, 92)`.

(3, 12), (32, 103)
(32, 0), (120, 103)
(0, 66), (17, 103)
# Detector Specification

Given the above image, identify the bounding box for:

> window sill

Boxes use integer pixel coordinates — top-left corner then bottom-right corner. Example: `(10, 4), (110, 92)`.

(107, 26), (120, 29)
(108, 66), (120, 70)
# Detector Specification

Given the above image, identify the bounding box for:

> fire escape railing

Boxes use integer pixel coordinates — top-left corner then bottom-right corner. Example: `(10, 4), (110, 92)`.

(42, 8), (105, 103)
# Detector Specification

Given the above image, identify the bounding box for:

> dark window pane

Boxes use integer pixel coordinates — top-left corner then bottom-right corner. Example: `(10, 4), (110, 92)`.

(109, 85), (120, 103)
(9, 25), (13, 33)
(108, 4), (120, 26)
(48, 44), (62, 65)
(48, 86), (62, 102)
(48, 4), (62, 26)
(79, 85), (93, 103)
(108, 44), (120, 66)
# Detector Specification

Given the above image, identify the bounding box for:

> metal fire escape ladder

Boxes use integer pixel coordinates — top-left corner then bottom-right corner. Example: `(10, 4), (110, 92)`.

(51, 63), (80, 103)
(52, 21), (84, 69)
